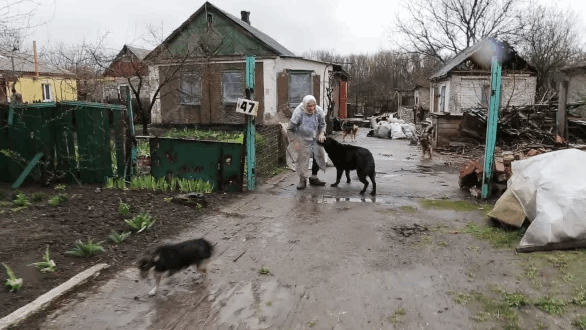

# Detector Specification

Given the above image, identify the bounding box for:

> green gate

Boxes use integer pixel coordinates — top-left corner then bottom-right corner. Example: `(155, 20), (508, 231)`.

(149, 137), (244, 192)
(0, 102), (129, 185)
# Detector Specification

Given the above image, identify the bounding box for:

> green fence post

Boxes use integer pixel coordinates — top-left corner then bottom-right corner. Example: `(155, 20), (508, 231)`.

(12, 152), (43, 189)
(7, 104), (13, 125)
(125, 88), (138, 180)
(482, 56), (502, 199)
(245, 56), (256, 191)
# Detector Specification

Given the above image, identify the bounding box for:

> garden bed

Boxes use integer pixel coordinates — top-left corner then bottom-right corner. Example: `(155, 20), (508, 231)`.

(0, 182), (236, 320)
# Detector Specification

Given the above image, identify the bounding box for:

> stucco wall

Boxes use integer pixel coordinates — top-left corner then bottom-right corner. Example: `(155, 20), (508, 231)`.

(9, 76), (77, 103)
(263, 57), (330, 124)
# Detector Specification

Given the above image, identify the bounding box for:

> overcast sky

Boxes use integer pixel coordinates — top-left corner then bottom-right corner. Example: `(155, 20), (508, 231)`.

(25, 0), (586, 56)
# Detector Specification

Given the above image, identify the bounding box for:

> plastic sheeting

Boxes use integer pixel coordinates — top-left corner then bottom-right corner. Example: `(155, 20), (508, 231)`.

(509, 149), (586, 251)
(372, 119), (416, 139)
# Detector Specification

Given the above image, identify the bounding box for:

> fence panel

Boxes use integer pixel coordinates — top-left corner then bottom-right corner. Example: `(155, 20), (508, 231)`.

(0, 102), (128, 185)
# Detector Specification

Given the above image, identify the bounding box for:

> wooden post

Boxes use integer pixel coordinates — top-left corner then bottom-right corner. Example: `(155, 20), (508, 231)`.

(245, 56), (256, 191)
(482, 56), (502, 200)
(557, 79), (568, 140)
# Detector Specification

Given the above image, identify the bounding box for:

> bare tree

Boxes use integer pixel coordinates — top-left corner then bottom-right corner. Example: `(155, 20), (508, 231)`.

(0, 0), (53, 53)
(517, 4), (583, 99)
(392, 0), (524, 63)
(84, 28), (205, 135)
(41, 40), (106, 101)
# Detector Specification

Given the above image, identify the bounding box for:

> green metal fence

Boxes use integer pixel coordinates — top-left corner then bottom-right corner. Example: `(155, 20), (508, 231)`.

(0, 102), (129, 185)
(149, 137), (244, 192)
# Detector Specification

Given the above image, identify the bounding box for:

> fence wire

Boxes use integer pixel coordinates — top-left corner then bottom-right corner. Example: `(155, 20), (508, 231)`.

(255, 124), (285, 178)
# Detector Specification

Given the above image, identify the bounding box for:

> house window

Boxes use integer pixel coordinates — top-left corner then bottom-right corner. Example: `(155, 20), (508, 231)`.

(222, 71), (243, 104)
(119, 85), (130, 102)
(439, 85), (446, 112)
(42, 84), (53, 102)
(289, 72), (312, 106)
(180, 73), (202, 105)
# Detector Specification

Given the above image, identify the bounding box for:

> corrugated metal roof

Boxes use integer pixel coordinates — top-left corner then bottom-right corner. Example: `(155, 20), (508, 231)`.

(0, 55), (72, 75)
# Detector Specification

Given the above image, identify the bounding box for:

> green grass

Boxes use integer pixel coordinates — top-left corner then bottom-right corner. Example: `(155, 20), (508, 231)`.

(109, 231), (131, 244)
(54, 184), (67, 191)
(137, 139), (149, 157)
(3, 263), (23, 292)
(419, 199), (492, 214)
(48, 193), (68, 206)
(400, 205), (418, 213)
(118, 201), (131, 215)
(452, 290), (522, 329)
(31, 192), (46, 202)
(574, 315), (586, 330)
(391, 307), (405, 323)
(67, 240), (105, 257)
(29, 246), (57, 273)
(163, 128), (243, 142)
(13, 192), (29, 207)
(533, 297), (567, 314)
(125, 211), (156, 232)
(259, 266), (271, 275)
(460, 222), (523, 248)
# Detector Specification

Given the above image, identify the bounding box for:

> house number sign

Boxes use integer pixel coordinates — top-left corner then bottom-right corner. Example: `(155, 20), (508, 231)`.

(236, 98), (259, 116)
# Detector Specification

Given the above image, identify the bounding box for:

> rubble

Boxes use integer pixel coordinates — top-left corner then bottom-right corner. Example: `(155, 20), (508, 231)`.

(457, 146), (557, 198)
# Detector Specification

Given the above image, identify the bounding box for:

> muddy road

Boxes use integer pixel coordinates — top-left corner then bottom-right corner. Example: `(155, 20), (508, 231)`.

(39, 129), (579, 330)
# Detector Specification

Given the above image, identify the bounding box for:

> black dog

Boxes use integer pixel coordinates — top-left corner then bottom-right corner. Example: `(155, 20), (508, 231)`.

(318, 137), (376, 195)
(137, 238), (214, 296)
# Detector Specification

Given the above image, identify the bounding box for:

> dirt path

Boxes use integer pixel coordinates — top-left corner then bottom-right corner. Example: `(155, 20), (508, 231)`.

(36, 131), (586, 330)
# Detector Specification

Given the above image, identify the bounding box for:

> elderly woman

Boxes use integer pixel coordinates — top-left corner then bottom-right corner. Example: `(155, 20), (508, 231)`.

(287, 95), (327, 190)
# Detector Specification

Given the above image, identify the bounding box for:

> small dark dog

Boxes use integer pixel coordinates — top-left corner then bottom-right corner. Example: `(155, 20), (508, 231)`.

(318, 137), (376, 195)
(342, 123), (358, 142)
(419, 132), (433, 160)
(137, 238), (214, 296)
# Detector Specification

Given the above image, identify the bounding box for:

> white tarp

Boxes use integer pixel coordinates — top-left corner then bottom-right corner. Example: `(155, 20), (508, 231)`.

(375, 121), (391, 138)
(510, 149), (586, 251)
(389, 123), (406, 139)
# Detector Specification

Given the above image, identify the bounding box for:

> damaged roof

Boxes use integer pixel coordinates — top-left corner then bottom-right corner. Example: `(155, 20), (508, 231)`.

(145, 1), (295, 61)
(431, 37), (535, 81)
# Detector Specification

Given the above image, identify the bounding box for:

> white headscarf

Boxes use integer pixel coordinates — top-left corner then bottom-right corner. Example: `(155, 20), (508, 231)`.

(301, 95), (317, 114)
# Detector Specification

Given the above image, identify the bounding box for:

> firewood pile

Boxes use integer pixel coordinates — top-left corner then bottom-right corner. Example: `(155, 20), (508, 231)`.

(459, 105), (561, 146)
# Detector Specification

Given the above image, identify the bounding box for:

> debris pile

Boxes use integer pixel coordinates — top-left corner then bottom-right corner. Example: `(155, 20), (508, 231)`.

(459, 105), (563, 146)
(367, 113), (416, 139)
(458, 147), (555, 198)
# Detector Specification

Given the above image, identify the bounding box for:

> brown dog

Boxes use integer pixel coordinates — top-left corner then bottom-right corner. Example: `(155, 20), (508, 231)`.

(342, 124), (358, 142)
(419, 133), (433, 160)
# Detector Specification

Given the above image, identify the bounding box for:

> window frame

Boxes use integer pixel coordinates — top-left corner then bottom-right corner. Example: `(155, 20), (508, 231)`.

(221, 71), (244, 105)
(179, 72), (202, 105)
(41, 83), (53, 102)
(288, 71), (312, 107)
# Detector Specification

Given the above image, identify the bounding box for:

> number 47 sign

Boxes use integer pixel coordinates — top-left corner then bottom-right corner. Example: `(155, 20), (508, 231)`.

(236, 98), (259, 117)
